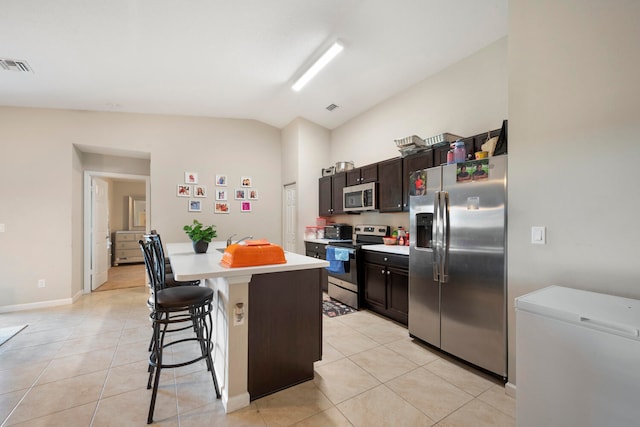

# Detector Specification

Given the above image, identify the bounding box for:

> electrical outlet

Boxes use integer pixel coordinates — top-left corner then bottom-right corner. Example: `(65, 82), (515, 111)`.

(38, 279), (46, 288)
(0, 223), (5, 232)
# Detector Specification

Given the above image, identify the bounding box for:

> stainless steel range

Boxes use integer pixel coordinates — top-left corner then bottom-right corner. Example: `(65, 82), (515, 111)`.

(326, 224), (389, 309)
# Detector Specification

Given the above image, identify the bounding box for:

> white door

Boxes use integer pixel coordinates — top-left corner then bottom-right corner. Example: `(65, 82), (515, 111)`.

(283, 183), (297, 253)
(92, 177), (110, 290)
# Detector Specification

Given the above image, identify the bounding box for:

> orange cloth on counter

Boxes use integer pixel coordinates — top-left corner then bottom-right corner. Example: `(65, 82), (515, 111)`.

(220, 241), (286, 268)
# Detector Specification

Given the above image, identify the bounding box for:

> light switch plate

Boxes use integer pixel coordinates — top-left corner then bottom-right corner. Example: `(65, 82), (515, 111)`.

(531, 226), (546, 244)
(0, 224), (4, 232)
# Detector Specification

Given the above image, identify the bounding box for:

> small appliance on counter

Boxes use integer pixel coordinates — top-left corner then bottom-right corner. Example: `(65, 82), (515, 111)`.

(324, 224), (353, 240)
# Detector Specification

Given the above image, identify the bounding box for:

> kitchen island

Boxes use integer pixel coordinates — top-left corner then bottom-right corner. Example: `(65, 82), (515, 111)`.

(166, 241), (329, 413)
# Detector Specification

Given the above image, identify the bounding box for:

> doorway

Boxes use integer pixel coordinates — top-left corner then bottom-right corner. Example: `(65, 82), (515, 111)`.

(83, 171), (150, 294)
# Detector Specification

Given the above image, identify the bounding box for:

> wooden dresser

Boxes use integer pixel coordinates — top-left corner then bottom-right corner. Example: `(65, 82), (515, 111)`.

(113, 231), (145, 266)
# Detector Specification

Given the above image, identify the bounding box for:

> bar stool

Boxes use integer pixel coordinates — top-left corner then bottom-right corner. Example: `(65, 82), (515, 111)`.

(144, 231), (201, 287)
(139, 239), (220, 424)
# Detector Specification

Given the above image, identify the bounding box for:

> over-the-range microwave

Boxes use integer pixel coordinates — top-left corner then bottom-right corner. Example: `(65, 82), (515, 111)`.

(343, 182), (377, 212)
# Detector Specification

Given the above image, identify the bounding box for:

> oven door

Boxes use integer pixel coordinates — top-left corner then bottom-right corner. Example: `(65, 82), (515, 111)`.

(326, 246), (359, 308)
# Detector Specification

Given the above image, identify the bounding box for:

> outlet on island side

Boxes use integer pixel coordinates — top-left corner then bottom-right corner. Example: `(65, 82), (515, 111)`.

(38, 279), (46, 288)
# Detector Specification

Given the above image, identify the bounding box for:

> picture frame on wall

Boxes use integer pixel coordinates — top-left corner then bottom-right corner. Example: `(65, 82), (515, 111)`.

(241, 201), (252, 212)
(216, 175), (227, 186)
(241, 176), (252, 187)
(177, 185), (191, 197)
(194, 185), (207, 197)
(185, 172), (198, 184)
(216, 190), (228, 201)
(248, 189), (258, 200)
(215, 202), (230, 214)
(235, 189), (246, 200)
(188, 200), (201, 212)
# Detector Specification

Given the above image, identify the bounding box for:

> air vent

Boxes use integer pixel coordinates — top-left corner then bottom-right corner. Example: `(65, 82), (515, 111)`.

(0, 58), (33, 73)
(326, 104), (339, 111)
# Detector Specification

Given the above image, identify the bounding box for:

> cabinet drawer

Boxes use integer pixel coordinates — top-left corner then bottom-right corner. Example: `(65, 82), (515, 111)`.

(115, 232), (137, 242)
(116, 240), (140, 250)
(115, 249), (142, 259)
(304, 242), (326, 254)
(362, 251), (409, 269)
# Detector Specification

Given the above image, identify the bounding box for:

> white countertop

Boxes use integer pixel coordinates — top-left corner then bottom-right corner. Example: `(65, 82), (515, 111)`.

(167, 241), (329, 281)
(305, 238), (352, 244)
(362, 244), (410, 256)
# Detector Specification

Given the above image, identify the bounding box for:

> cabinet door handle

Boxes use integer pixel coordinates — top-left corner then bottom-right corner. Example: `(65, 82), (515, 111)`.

(387, 270), (391, 275)
(381, 269), (385, 275)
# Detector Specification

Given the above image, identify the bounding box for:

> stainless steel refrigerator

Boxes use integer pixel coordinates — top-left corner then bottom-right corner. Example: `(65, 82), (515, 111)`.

(409, 155), (507, 378)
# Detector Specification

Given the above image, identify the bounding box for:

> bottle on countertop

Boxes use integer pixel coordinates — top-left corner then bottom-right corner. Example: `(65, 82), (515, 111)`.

(397, 226), (406, 246)
(404, 232), (410, 246)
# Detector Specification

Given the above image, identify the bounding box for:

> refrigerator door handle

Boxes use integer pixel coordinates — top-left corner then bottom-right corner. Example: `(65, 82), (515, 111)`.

(440, 191), (450, 283)
(432, 191), (441, 282)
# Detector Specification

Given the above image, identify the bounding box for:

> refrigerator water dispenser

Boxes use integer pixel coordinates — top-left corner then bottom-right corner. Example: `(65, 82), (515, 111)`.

(415, 213), (433, 248)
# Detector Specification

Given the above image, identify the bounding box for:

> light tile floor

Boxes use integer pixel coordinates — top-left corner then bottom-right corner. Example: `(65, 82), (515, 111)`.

(0, 287), (515, 426)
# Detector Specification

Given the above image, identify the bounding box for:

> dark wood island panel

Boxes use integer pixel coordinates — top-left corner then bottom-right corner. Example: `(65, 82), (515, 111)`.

(247, 268), (325, 400)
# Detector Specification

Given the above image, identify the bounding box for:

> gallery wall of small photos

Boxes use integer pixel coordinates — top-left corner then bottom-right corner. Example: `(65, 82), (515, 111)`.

(177, 172), (259, 214)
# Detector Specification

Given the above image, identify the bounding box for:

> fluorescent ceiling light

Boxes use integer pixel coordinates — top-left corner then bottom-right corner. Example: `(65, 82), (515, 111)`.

(292, 41), (343, 92)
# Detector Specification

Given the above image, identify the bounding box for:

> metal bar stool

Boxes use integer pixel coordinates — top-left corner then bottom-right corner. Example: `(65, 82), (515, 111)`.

(145, 231), (201, 287)
(139, 239), (220, 424)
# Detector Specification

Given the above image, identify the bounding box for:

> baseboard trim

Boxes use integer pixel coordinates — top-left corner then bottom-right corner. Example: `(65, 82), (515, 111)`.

(223, 391), (251, 413)
(505, 381), (516, 398)
(0, 297), (73, 314)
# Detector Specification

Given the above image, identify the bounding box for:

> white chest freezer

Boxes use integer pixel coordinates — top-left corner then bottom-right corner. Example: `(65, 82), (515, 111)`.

(515, 285), (640, 427)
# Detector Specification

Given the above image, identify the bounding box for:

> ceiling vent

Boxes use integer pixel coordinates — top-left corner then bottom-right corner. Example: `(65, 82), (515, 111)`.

(326, 104), (339, 111)
(0, 58), (33, 73)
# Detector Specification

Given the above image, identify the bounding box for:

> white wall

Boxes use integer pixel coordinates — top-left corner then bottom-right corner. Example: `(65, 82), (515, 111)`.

(329, 37), (508, 233)
(0, 107), (281, 309)
(507, 0), (640, 383)
(281, 118), (331, 254)
(331, 37), (508, 168)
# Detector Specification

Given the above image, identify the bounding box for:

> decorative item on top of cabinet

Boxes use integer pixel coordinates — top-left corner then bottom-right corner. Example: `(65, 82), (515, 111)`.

(362, 250), (408, 325)
(113, 230), (145, 266)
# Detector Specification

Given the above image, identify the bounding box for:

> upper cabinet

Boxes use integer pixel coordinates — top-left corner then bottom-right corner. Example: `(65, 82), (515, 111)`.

(346, 163), (378, 186)
(318, 172), (347, 216)
(403, 150), (434, 211)
(377, 158), (403, 212)
(318, 127), (502, 215)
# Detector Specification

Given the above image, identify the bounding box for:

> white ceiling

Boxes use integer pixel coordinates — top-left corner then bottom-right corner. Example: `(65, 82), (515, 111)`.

(0, 0), (507, 130)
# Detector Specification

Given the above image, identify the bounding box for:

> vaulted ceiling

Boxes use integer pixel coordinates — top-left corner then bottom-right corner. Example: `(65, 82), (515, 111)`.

(0, 0), (507, 129)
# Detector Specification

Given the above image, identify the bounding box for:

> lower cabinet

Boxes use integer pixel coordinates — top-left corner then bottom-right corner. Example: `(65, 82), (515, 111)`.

(305, 241), (328, 292)
(362, 250), (408, 325)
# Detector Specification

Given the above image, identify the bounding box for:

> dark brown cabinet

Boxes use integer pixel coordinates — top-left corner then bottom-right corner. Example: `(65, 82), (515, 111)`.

(248, 269), (324, 400)
(362, 251), (408, 325)
(346, 163), (378, 186)
(377, 158), (403, 212)
(403, 150), (433, 211)
(318, 172), (347, 216)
